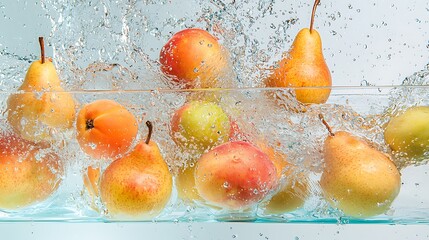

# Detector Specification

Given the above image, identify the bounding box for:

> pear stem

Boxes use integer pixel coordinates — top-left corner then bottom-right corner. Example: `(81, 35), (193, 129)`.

(145, 121), (153, 144)
(39, 37), (45, 64)
(318, 114), (334, 136)
(309, 0), (320, 33)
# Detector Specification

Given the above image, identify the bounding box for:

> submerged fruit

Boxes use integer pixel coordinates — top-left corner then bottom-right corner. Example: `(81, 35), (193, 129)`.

(100, 122), (172, 219)
(319, 115), (401, 217)
(0, 133), (62, 209)
(384, 106), (429, 161)
(195, 141), (277, 210)
(171, 101), (230, 153)
(76, 99), (138, 159)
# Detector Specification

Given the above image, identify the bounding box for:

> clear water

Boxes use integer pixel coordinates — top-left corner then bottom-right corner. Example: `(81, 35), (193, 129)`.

(0, 0), (429, 224)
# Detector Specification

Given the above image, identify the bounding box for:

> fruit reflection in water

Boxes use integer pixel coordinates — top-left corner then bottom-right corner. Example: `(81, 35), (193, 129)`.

(0, 133), (62, 210)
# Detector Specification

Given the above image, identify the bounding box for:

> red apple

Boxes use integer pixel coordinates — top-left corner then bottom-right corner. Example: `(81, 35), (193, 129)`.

(159, 28), (229, 88)
(194, 141), (277, 210)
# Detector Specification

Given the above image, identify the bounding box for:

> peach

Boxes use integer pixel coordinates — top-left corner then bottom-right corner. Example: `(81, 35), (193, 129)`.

(195, 141), (277, 210)
(159, 28), (229, 88)
(76, 99), (138, 159)
(228, 121), (309, 213)
(0, 133), (62, 210)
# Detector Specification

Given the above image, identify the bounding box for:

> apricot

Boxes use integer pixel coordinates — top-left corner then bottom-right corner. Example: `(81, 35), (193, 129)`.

(195, 141), (277, 210)
(159, 28), (229, 88)
(76, 99), (138, 159)
(0, 133), (62, 210)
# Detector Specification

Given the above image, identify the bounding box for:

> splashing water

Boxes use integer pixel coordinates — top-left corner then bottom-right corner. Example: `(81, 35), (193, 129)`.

(0, 0), (429, 224)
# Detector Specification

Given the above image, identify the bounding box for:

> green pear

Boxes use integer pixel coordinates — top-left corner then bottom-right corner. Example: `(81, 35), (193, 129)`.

(319, 115), (401, 218)
(384, 106), (429, 160)
(7, 37), (76, 142)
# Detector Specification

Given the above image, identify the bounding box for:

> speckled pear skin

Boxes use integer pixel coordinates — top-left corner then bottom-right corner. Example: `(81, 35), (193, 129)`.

(265, 28), (332, 104)
(320, 131), (401, 218)
(100, 139), (172, 220)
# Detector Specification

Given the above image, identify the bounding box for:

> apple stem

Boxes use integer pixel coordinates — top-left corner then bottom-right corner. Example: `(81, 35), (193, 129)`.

(318, 114), (334, 136)
(310, 0), (320, 33)
(145, 121), (153, 144)
(39, 37), (45, 64)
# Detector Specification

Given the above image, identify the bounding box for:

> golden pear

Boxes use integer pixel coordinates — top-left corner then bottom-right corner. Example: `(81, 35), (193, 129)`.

(7, 37), (75, 142)
(319, 115), (401, 218)
(100, 121), (173, 220)
(265, 0), (331, 104)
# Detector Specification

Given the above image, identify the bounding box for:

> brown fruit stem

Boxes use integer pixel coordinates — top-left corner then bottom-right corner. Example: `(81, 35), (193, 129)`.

(310, 0), (320, 33)
(39, 37), (45, 64)
(318, 114), (334, 136)
(145, 121), (153, 144)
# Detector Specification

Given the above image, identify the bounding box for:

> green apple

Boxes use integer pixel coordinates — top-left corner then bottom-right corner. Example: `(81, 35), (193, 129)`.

(171, 101), (230, 153)
(384, 106), (429, 160)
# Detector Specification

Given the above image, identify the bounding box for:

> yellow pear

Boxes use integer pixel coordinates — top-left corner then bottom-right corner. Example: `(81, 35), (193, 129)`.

(384, 106), (429, 161)
(265, 0), (331, 104)
(7, 37), (76, 142)
(319, 114), (401, 218)
(100, 121), (173, 220)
